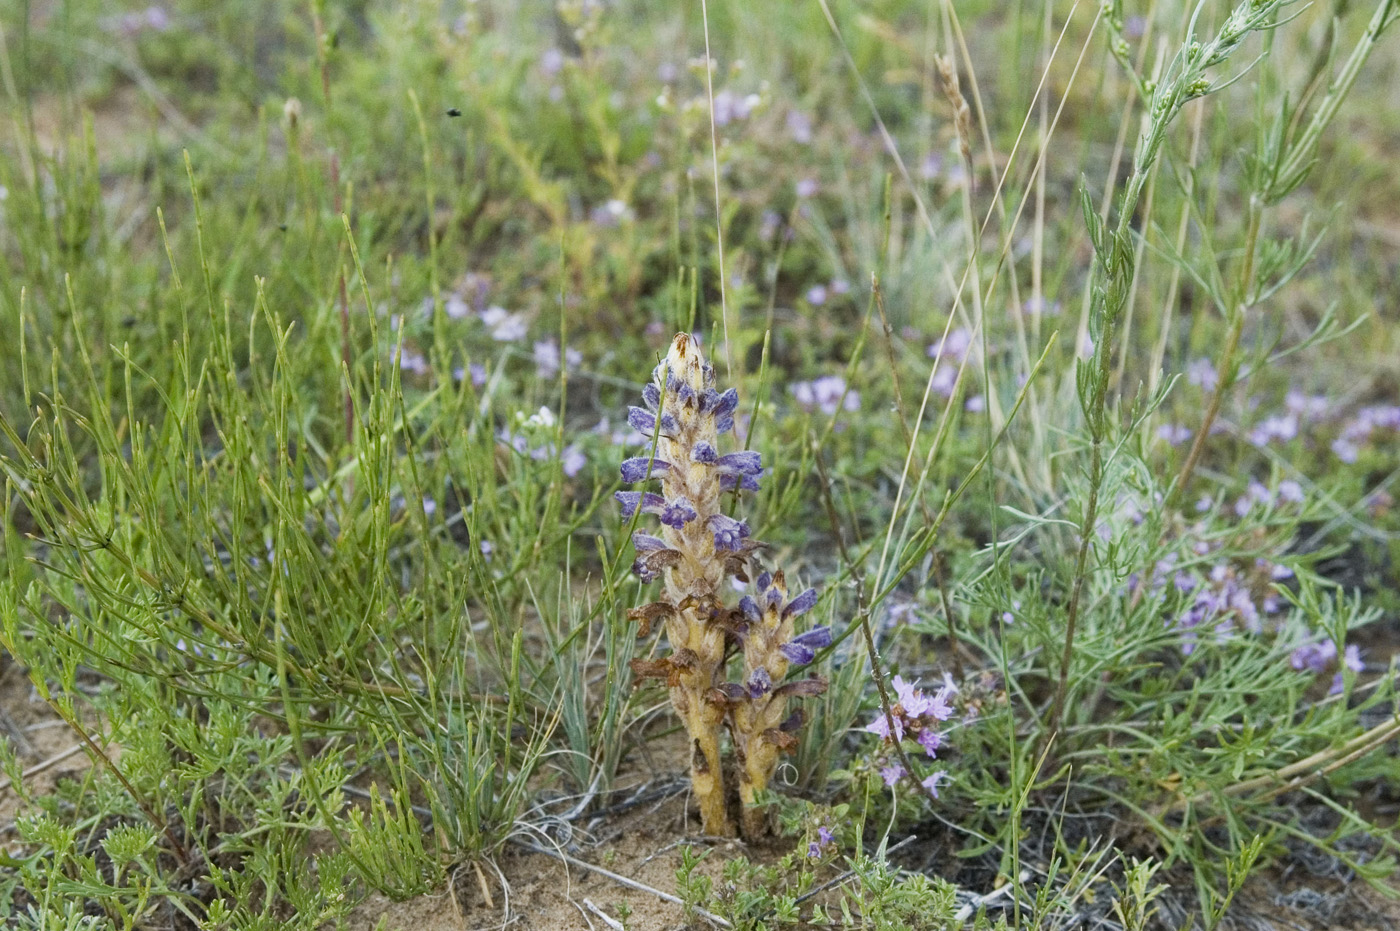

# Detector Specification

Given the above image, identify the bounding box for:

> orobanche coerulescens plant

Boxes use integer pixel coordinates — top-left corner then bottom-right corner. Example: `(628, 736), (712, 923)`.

(617, 334), (831, 837)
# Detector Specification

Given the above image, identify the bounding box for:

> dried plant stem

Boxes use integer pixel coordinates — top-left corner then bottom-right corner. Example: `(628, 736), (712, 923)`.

(1182, 715), (1400, 831)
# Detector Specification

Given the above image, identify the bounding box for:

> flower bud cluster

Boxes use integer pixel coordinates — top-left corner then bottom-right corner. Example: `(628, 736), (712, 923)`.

(618, 334), (828, 837)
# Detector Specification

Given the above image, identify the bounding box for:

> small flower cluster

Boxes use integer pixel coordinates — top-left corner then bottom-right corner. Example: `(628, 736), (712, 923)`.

(499, 407), (586, 477)
(1291, 636), (1365, 694)
(1331, 403), (1400, 463)
(619, 334), (830, 837)
(789, 374), (860, 415)
(1170, 555), (1293, 653)
(926, 328), (972, 398)
(864, 675), (956, 799)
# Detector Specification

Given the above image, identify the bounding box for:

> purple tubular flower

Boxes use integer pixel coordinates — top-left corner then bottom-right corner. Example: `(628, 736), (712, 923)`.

(779, 626), (832, 665)
(642, 383), (661, 410)
(691, 442), (719, 464)
(614, 491), (665, 519)
(782, 588), (819, 619)
(747, 667), (773, 698)
(620, 456), (669, 483)
(708, 514), (750, 551)
(880, 764), (906, 787)
(807, 841), (822, 859)
(719, 472), (761, 492)
(632, 532), (667, 552)
(818, 825), (834, 845)
(659, 497), (698, 528)
(739, 596), (761, 622)
(708, 388), (739, 434)
(717, 451), (762, 476)
(627, 407), (657, 434)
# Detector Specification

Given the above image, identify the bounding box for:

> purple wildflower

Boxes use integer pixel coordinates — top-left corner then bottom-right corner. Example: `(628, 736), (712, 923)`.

(659, 497), (698, 528)
(1158, 424), (1192, 446)
(917, 728), (943, 758)
(880, 763), (906, 787)
(778, 626), (831, 665)
(1187, 358), (1218, 391)
(864, 711), (905, 742)
(561, 445), (586, 478)
(708, 513), (750, 551)
(783, 590), (820, 620)
(620, 456), (670, 483)
(921, 770), (949, 798)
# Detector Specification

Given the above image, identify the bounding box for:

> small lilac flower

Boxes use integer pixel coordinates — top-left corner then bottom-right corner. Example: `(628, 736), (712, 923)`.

(1158, 424), (1192, 446)
(1291, 639), (1336, 673)
(865, 711), (905, 742)
(830, 278), (851, 296)
(1332, 439), (1360, 463)
(930, 364), (959, 398)
(796, 177), (819, 198)
(927, 683), (955, 722)
(786, 109), (813, 144)
(1187, 358), (1218, 391)
(921, 770), (949, 798)
(561, 444), (586, 477)
(1277, 480), (1304, 504)
(746, 667), (773, 698)
(892, 676), (934, 717)
(708, 513), (750, 551)
(534, 339), (563, 377)
(966, 394), (986, 413)
(479, 540), (494, 558)
(758, 210), (782, 241)
(481, 305), (528, 342)
(445, 294), (471, 319)
(1021, 296), (1062, 316)
(919, 152), (943, 180)
(917, 728), (943, 758)
(1248, 413), (1299, 446)
(880, 763), (906, 787)
(927, 328), (971, 363)
(806, 284), (828, 306)
(398, 348), (429, 375)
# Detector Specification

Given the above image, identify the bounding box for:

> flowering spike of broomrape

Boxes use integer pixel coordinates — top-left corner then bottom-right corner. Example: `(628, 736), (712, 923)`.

(619, 334), (827, 837)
